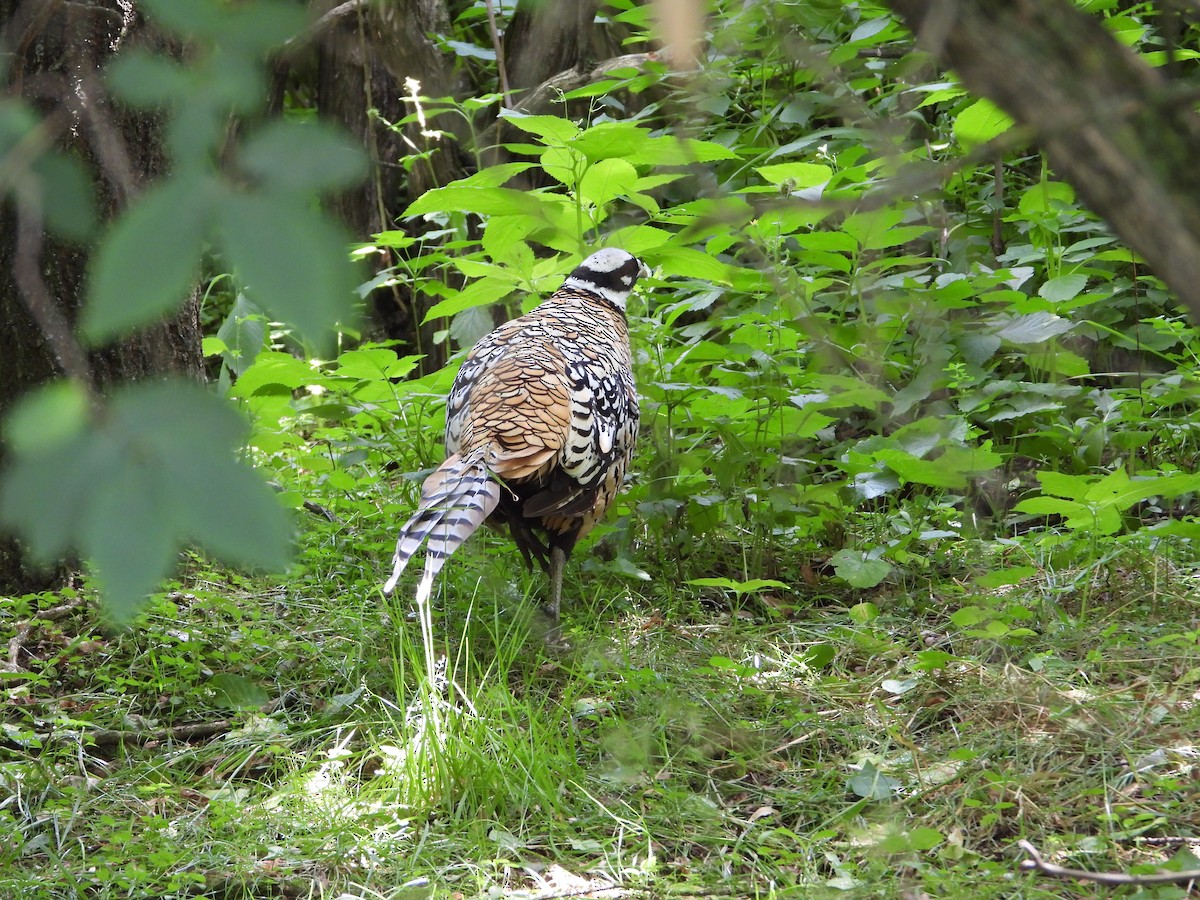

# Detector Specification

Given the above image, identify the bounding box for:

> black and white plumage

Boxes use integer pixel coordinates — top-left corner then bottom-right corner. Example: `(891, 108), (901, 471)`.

(384, 248), (648, 617)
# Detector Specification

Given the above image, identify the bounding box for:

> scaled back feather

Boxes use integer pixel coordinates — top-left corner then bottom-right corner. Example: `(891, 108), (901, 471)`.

(384, 248), (649, 617)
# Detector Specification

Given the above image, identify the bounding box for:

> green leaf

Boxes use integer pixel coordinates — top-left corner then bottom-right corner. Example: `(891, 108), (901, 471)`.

(498, 112), (581, 144)
(953, 98), (1013, 147)
(405, 185), (548, 218)
(579, 157), (637, 207)
(0, 381), (291, 621)
(848, 602), (880, 623)
(230, 350), (318, 397)
(238, 120), (366, 194)
(569, 121), (651, 161)
(5, 381), (89, 455)
(219, 190), (357, 345)
(755, 162), (832, 188)
(624, 135), (740, 165)
(831, 551), (891, 589)
(803, 643), (836, 668)
(1019, 181), (1075, 214)
(1036, 470), (1090, 500)
(949, 606), (989, 627)
(993, 312), (1074, 344)
(975, 566), (1038, 588)
(107, 52), (192, 106)
(209, 673), (270, 710)
(215, 294), (267, 377)
(848, 762), (900, 800)
(35, 154), (97, 240)
(83, 173), (215, 343)
(425, 277), (515, 320)
(687, 577), (790, 593)
(1038, 274), (1088, 303)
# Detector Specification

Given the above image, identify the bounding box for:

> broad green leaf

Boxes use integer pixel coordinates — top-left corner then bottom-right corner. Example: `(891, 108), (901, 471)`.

(579, 157), (637, 208)
(848, 762), (900, 800)
(425, 277), (515, 320)
(993, 312), (1074, 344)
(83, 172), (215, 343)
(87, 454), (178, 622)
(949, 607), (988, 627)
(1019, 181), (1075, 214)
(849, 16), (892, 43)
(0, 381), (291, 621)
(1039, 274), (1088, 303)
(5, 381), (89, 455)
(975, 566), (1039, 588)
(540, 145), (587, 187)
(840, 207), (904, 248)
(1036, 470), (1090, 500)
(569, 121), (652, 161)
(624, 135), (740, 165)
(219, 190), (357, 344)
(755, 162), (832, 188)
(953, 98), (1013, 147)
(209, 673), (270, 710)
(848, 601), (879, 623)
(498, 112), (581, 144)
(405, 185), (548, 218)
(455, 162), (536, 187)
(107, 52), (192, 106)
(35, 154), (97, 240)
(215, 294), (267, 377)
(803, 643), (836, 668)
(230, 350), (318, 397)
(831, 551), (891, 588)
(874, 449), (992, 489)
(238, 120), (366, 194)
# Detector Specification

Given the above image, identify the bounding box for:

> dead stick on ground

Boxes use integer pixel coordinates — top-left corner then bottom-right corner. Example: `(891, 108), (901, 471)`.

(1018, 840), (1200, 886)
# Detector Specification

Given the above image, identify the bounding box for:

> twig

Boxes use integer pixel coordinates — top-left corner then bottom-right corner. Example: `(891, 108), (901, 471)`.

(41, 695), (293, 748)
(303, 499), (339, 522)
(3, 596), (86, 673)
(69, 66), (139, 204)
(484, 0), (511, 106)
(1018, 839), (1200, 886)
(13, 181), (97, 390)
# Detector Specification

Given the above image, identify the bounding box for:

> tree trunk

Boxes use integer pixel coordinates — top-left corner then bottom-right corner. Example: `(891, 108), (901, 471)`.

(0, 1), (203, 593)
(505, 0), (600, 92)
(886, 0), (1200, 323)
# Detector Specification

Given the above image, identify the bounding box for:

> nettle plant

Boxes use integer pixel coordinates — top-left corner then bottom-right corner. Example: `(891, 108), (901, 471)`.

(230, 2), (1200, 602)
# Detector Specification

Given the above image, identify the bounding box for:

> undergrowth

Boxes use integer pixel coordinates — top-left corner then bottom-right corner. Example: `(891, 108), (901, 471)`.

(6, 1), (1200, 898)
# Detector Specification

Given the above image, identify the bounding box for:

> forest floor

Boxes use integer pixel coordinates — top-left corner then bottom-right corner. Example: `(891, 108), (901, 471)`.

(3, 523), (1200, 899)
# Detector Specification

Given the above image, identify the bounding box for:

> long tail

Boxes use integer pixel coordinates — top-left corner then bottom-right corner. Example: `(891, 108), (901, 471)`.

(383, 450), (501, 603)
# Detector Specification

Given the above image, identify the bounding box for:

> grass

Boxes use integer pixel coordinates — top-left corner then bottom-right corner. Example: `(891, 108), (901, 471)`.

(3, 525), (1200, 898)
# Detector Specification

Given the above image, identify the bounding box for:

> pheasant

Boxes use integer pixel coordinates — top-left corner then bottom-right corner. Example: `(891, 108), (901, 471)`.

(383, 247), (648, 618)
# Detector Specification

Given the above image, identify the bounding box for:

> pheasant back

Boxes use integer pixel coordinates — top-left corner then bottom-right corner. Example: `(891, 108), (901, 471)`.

(384, 248), (647, 617)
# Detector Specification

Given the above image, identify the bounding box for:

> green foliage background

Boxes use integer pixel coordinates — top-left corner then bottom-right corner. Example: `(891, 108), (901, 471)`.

(5, 0), (1200, 897)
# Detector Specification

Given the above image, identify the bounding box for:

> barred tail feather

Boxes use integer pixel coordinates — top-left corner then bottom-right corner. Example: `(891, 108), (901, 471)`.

(383, 452), (501, 597)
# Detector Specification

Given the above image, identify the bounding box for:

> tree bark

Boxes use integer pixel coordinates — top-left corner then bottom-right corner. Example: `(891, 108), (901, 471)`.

(504, 0), (600, 92)
(0, 1), (203, 593)
(886, 0), (1200, 322)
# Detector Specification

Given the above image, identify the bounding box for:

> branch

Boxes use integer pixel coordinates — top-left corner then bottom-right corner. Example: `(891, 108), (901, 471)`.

(278, 0), (369, 60)
(1018, 840), (1200, 887)
(13, 183), (96, 390)
(484, 0), (511, 105)
(4, 596), (87, 673)
(886, 0), (1200, 325)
